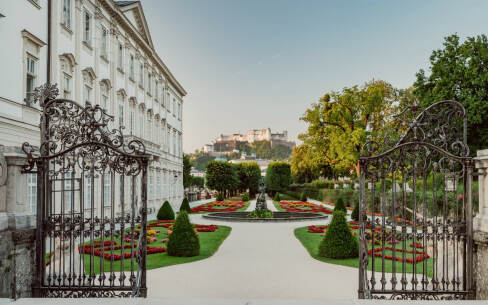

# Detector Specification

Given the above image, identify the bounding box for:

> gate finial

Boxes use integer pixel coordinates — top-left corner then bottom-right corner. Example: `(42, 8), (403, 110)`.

(33, 83), (59, 107)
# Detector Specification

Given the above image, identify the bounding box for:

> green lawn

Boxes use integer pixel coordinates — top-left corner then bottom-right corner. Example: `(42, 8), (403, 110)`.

(294, 226), (434, 278)
(81, 221), (231, 274)
(278, 193), (299, 201)
(272, 200), (287, 211)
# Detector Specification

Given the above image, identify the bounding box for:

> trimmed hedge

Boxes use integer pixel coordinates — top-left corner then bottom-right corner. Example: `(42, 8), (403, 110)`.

(273, 193), (281, 201)
(334, 197), (347, 213)
(319, 211), (358, 259)
(242, 193), (250, 201)
(351, 201), (359, 221)
(180, 198), (191, 213)
(216, 193), (224, 201)
(167, 211), (200, 257)
(157, 201), (175, 220)
(300, 193), (307, 202)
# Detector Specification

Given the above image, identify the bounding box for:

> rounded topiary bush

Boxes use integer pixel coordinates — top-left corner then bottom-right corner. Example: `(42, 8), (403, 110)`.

(242, 193), (250, 201)
(216, 193), (224, 201)
(167, 210), (200, 257)
(334, 197), (347, 213)
(179, 198), (191, 213)
(273, 193), (281, 202)
(319, 211), (358, 259)
(300, 193), (307, 202)
(157, 201), (175, 220)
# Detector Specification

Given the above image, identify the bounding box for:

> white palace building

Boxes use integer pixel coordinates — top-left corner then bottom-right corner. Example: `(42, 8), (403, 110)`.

(0, 0), (186, 216)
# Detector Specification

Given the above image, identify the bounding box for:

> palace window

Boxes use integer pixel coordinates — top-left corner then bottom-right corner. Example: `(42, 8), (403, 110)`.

(25, 56), (37, 105)
(84, 84), (92, 105)
(147, 73), (152, 94)
(139, 63), (144, 86)
(129, 54), (135, 79)
(118, 42), (123, 70)
(118, 100), (124, 127)
(63, 73), (71, 98)
(101, 27), (108, 58)
(62, 0), (71, 29)
(27, 173), (37, 214)
(83, 11), (91, 44)
(101, 83), (109, 110)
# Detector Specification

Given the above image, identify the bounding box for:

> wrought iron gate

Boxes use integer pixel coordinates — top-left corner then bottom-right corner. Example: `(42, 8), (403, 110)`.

(23, 84), (149, 297)
(358, 100), (475, 300)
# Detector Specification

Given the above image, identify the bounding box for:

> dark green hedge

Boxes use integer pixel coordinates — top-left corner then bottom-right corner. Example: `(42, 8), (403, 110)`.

(167, 211), (200, 257)
(157, 201), (175, 220)
(319, 211), (358, 259)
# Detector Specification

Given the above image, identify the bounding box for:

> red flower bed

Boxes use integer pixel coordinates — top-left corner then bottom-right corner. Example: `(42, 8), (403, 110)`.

(323, 201), (354, 210)
(191, 201), (247, 213)
(409, 242), (423, 249)
(368, 247), (429, 264)
(78, 241), (166, 261)
(149, 220), (219, 232)
(279, 201), (333, 214)
(307, 222), (379, 233)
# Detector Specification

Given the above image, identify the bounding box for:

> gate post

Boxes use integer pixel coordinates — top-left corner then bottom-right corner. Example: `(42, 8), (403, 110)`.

(474, 149), (488, 299)
(0, 146), (36, 299)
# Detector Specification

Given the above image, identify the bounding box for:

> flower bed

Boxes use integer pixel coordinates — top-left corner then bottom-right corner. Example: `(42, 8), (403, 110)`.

(368, 246), (429, 264)
(191, 201), (247, 213)
(323, 201), (354, 211)
(148, 220), (218, 232)
(78, 241), (166, 261)
(278, 201), (333, 214)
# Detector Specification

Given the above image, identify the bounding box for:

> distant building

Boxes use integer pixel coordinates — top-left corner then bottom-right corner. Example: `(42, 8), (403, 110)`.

(204, 128), (295, 154)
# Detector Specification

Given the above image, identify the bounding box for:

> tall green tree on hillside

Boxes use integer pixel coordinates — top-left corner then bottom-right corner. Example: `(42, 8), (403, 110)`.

(254, 141), (272, 159)
(271, 144), (292, 160)
(414, 34), (488, 153)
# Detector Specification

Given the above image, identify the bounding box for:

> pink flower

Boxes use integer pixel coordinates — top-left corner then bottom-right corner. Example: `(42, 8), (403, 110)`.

(458, 194), (463, 200)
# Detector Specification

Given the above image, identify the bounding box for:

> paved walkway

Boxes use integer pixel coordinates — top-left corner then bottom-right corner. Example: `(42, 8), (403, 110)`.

(146, 200), (361, 300)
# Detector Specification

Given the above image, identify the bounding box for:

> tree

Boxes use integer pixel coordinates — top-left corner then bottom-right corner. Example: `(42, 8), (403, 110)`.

(414, 34), (488, 153)
(192, 154), (216, 171)
(183, 154), (192, 188)
(319, 211), (358, 259)
(180, 198), (191, 213)
(351, 201), (359, 221)
(271, 144), (292, 160)
(157, 201), (175, 220)
(167, 211), (200, 257)
(299, 80), (410, 175)
(254, 140), (272, 159)
(205, 161), (238, 196)
(290, 144), (322, 183)
(334, 197), (347, 213)
(190, 176), (205, 188)
(264, 161), (291, 194)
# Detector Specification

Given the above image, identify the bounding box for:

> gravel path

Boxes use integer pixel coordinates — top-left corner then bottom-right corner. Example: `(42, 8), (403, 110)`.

(146, 203), (359, 300)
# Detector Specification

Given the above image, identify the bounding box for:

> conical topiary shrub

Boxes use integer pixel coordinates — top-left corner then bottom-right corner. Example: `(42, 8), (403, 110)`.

(334, 197), (347, 213)
(351, 201), (359, 221)
(319, 211), (358, 259)
(157, 201), (175, 220)
(180, 198), (191, 213)
(300, 193), (307, 202)
(216, 193), (224, 201)
(273, 193), (281, 201)
(242, 193), (250, 201)
(167, 210), (200, 257)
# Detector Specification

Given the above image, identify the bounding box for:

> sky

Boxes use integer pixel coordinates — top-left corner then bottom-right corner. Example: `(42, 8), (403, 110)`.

(140, 0), (488, 153)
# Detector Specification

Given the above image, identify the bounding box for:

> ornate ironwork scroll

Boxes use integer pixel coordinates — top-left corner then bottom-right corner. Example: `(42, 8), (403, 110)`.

(358, 100), (475, 300)
(23, 84), (149, 298)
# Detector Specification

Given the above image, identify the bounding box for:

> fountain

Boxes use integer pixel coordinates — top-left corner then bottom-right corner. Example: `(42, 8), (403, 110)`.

(202, 177), (328, 222)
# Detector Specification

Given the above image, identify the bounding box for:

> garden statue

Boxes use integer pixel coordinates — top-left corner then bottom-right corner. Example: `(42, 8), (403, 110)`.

(255, 177), (268, 210)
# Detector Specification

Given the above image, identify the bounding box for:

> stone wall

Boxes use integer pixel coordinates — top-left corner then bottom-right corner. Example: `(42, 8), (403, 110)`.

(0, 146), (36, 299)
(474, 149), (488, 299)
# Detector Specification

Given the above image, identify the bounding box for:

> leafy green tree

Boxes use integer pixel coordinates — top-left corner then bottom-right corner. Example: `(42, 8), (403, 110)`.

(290, 144), (322, 183)
(319, 211), (358, 259)
(299, 80), (411, 175)
(300, 193), (307, 202)
(157, 201), (175, 220)
(271, 144), (292, 160)
(167, 211), (200, 257)
(183, 154), (192, 188)
(205, 161), (238, 196)
(254, 140), (272, 159)
(190, 176), (205, 188)
(192, 154), (216, 171)
(265, 161), (291, 194)
(414, 34), (488, 153)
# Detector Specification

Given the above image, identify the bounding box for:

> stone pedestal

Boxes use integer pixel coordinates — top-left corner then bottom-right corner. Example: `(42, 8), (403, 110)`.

(474, 149), (488, 299)
(0, 146), (36, 299)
